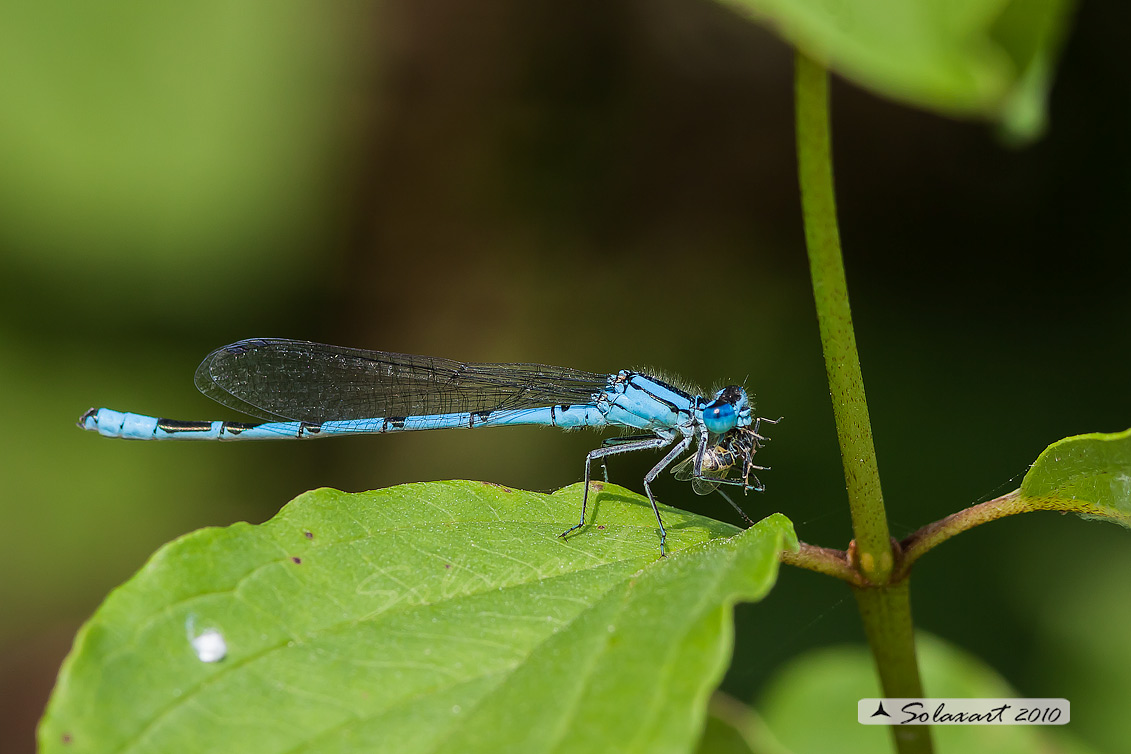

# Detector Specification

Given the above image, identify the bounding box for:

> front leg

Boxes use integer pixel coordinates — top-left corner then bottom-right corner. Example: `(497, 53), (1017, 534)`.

(696, 465), (769, 495)
(691, 421), (711, 477)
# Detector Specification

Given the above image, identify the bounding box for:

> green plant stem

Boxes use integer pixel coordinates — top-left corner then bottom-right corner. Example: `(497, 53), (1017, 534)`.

(709, 691), (793, 754)
(895, 490), (1033, 579)
(855, 585), (930, 752)
(780, 541), (865, 586)
(795, 51), (931, 754)
(789, 485), (1119, 584)
(794, 52), (892, 582)
(898, 486), (1120, 580)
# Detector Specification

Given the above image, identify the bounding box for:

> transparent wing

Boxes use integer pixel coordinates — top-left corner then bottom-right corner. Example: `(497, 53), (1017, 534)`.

(672, 441), (744, 496)
(671, 454), (697, 482)
(691, 477), (724, 496)
(192, 338), (609, 423)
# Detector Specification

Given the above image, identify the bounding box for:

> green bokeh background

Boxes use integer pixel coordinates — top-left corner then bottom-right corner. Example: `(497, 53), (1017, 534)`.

(1, 1), (1128, 752)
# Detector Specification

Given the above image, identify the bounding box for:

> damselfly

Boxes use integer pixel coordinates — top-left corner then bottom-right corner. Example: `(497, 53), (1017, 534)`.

(80, 338), (778, 554)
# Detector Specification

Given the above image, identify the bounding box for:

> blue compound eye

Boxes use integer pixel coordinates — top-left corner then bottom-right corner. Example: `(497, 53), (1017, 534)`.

(703, 399), (737, 434)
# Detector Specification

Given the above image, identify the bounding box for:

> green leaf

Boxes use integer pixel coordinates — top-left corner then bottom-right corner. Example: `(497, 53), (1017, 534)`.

(754, 633), (1097, 754)
(40, 481), (796, 754)
(1012, 535), (1131, 754)
(1020, 428), (1131, 524)
(988, 0), (1077, 141)
(714, 0), (1076, 140)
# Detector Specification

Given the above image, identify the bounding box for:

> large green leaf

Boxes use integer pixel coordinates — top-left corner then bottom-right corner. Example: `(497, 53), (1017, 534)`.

(40, 481), (796, 754)
(1020, 427), (1131, 524)
(715, 0), (1076, 140)
(751, 633), (1096, 754)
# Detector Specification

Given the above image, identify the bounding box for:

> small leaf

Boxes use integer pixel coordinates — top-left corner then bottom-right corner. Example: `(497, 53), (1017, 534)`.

(694, 714), (756, 754)
(40, 481), (796, 754)
(694, 694), (791, 754)
(714, 0), (1076, 141)
(1020, 428), (1131, 524)
(754, 633), (1095, 754)
(988, 0), (1077, 141)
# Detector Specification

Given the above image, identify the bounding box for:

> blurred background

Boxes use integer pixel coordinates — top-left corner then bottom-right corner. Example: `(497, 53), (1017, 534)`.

(2, 1), (1128, 751)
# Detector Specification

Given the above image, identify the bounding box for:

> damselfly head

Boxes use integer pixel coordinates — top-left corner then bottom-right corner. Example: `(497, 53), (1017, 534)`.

(702, 385), (750, 434)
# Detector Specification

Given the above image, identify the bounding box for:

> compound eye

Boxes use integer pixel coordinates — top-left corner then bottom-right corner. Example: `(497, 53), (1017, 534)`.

(703, 399), (737, 434)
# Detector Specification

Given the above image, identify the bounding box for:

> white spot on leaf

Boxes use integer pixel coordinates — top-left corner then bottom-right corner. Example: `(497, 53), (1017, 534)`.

(185, 615), (227, 663)
(191, 630), (227, 663)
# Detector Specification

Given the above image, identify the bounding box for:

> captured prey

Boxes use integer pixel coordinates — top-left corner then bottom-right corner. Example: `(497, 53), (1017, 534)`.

(80, 338), (779, 554)
(671, 416), (779, 515)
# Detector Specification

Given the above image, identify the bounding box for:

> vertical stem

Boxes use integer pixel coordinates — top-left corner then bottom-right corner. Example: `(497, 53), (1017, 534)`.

(794, 52), (892, 582)
(794, 52), (932, 754)
(855, 586), (932, 754)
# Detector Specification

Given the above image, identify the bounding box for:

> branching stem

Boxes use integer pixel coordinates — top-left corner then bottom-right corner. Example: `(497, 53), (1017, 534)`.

(794, 51), (931, 754)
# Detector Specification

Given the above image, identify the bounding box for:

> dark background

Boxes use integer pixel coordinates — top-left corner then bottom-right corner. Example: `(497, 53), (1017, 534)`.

(2, 1), (1128, 751)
